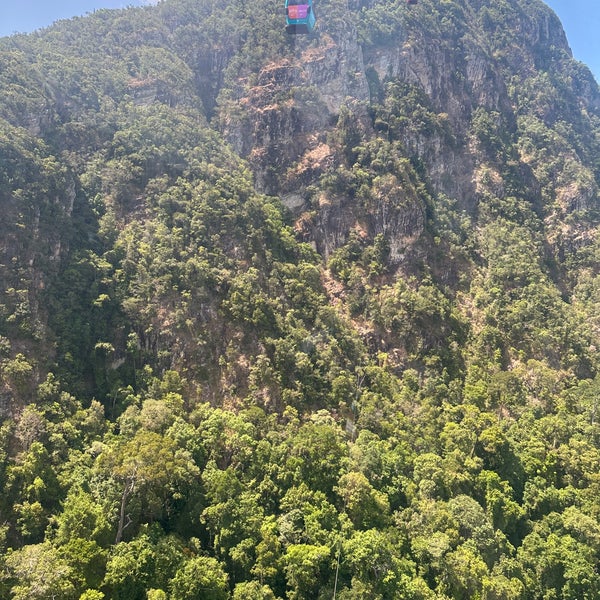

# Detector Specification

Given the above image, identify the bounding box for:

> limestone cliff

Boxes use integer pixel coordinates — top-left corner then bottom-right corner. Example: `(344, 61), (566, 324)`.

(3, 4), (600, 597)
(1, 0), (599, 407)
(216, 0), (599, 277)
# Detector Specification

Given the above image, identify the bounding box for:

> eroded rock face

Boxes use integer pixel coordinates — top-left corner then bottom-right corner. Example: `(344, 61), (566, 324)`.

(219, 0), (600, 270)
(222, 11), (472, 198)
(221, 60), (328, 193)
(311, 173), (426, 264)
(220, 24), (369, 195)
(301, 31), (370, 113)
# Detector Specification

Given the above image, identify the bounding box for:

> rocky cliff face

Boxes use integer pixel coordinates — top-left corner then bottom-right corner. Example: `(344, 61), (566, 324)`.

(217, 0), (599, 277)
(220, 24), (369, 192)
(1, 0), (599, 408)
(4, 3), (600, 595)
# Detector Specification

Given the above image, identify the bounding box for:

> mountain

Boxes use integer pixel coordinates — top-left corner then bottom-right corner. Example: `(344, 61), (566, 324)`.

(1, 0), (600, 597)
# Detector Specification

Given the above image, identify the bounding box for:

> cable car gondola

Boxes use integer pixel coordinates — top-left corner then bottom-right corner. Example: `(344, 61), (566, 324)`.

(285, 0), (316, 34)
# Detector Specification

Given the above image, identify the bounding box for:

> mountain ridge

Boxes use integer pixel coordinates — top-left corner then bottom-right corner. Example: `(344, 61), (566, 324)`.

(1, 0), (600, 598)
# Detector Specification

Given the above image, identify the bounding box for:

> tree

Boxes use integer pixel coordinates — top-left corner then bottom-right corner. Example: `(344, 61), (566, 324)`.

(286, 421), (347, 496)
(52, 487), (111, 546)
(232, 580), (277, 599)
(1, 353), (34, 399)
(57, 537), (107, 595)
(336, 471), (390, 530)
(102, 534), (156, 600)
(278, 483), (340, 548)
(79, 591), (105, 600)
(283, 543), (331, 600)
(4, 440), (61, 542)
(342, 528), (414, 599)
(441, 543), (488, 600)
(4, 542), (76, 600)
(517, 524), (600, 599)
(412, 453), (447, 500)
(169, 555), (229, 600)
(475, 470), (525, 542)
(200, 461), (265, 579)
(95, 430), (199, 543)
(482, 571), (525, 600)
(251, 516), (283, 588)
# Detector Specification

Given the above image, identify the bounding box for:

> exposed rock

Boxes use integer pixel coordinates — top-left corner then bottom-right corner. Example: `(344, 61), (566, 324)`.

(219, 0), (600, 274)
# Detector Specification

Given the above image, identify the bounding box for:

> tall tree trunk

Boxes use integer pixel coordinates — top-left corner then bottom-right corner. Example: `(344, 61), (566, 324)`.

(115, 476), (135, 544)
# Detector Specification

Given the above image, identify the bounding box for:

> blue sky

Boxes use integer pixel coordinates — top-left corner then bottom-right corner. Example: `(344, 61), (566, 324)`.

(545, 0), (600, 81)
(0, 1), (598, 80)
(0, 1), (157, 37)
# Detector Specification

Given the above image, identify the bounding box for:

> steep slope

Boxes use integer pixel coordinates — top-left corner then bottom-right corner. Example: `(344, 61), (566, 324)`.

(1, 0), (600, 598)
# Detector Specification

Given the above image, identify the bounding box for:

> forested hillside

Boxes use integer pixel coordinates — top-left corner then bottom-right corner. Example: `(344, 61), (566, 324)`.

(1, 0), (600, 597)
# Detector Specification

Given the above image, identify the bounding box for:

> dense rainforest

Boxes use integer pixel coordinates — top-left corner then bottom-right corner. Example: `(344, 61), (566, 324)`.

(1, 0), (600, 597)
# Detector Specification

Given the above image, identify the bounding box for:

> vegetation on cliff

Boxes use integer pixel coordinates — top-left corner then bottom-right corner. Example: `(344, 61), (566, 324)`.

(1, 0), (600, 597)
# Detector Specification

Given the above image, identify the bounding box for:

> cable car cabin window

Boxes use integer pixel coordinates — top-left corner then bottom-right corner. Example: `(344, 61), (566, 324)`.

(287, 4), (309, 19)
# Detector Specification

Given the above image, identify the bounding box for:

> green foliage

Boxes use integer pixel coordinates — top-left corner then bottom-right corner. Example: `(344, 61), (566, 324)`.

(169, 555), (229, 600)
(4, 543), (77, 600)
(102, 535), (157, 599)
(1, 0), (600, 598)
(232, 580), (277, 600)
(283, 543), (331, 599)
